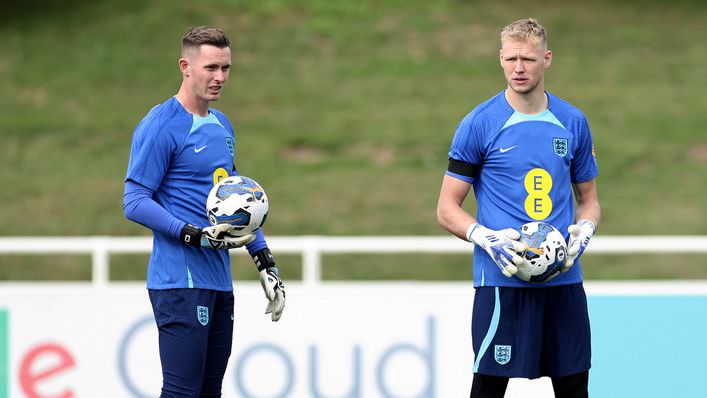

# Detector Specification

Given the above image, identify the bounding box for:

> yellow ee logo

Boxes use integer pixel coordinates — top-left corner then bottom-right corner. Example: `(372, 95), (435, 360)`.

(213, 168), (229, 186)
(524, 168), (552, 220)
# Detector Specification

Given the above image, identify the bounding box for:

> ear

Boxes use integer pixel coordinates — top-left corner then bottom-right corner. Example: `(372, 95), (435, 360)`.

(499, 48), (504, 68)
(544, 50), (553, 69)
(179, 57), (190, 77)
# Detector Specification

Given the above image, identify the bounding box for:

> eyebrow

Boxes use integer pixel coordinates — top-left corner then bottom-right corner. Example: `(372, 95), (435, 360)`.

(205, 63), (231, 68)
(503, 54), (537, 60)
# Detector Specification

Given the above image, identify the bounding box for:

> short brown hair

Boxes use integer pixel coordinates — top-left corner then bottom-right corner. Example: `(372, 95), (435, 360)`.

(181, 26), (230, 55)
(501, 18), (547, 49)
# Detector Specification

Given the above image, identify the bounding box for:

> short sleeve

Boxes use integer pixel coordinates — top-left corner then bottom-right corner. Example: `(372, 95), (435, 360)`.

(446, 113), (485, 183)
(570, 116), (599, 183)
(450, 114), (485, 163)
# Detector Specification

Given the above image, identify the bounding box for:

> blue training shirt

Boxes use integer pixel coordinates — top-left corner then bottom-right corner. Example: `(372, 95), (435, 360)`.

(447, 91), (598, 287)
(125, 96), (267, 291)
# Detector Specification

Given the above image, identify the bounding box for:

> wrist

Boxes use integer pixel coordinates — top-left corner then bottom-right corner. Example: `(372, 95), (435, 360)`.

(465, 223), (481, 243)
(180, 223), (202, 246)
(252, 248), (276, 271)
(577, 219), (596, 235)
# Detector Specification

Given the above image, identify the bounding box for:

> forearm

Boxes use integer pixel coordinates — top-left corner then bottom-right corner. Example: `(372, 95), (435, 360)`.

(245, 228), (269, 256)
(437, 201), (477, 241)
(123, 180), (185, 239)
(572, 179), (601, 230)
(437, 175), (477, 241)
(575, 201), (601, 230)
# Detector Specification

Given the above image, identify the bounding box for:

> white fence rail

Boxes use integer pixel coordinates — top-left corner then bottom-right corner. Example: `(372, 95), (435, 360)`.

(0, 236), (706, 287)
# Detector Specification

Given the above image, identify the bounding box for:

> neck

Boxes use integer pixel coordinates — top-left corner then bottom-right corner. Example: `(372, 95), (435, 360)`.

(504, 87), (548, 115)
(175, 85), (209, 117)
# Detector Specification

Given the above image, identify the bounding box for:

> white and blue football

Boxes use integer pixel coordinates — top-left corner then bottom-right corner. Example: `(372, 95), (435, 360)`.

(516, 222), (568, 283)
(206, 176), (268, 236)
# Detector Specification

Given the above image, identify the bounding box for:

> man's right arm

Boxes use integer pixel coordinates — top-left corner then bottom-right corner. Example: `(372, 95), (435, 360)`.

(436, 174), (525, 277)
(123, 180), (254, 249)
(123, 180), (185, 239)
(436, 175), (477, 240)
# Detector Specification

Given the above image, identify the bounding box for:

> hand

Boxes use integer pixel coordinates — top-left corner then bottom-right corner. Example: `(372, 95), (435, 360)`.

(200, 224), (255, 249)
(259, 267), (286, 321)
(181, 223), (255, 250)
(565, 219), (596, 271)
(467, 223), (525, 277)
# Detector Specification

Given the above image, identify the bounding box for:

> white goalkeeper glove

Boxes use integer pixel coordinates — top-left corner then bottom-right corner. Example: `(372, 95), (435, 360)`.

(467, 223), (525, 277)
(564, 219), (596, 271)
(253, 249), (286, 322)
(180, 223), (255, 250)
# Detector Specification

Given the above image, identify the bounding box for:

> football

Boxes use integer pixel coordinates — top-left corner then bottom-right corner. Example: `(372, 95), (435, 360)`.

(516, 222), (568, 283)
(206, 176), (268, 236)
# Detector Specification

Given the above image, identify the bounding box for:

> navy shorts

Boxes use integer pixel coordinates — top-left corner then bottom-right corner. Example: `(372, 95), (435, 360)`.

(471, 283), (591, 379)
(149, 288), (235, 398)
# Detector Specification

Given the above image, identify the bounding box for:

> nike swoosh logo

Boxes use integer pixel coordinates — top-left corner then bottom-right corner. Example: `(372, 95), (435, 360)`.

(194, 146), (207, 153)
(499, 145), (518, 153)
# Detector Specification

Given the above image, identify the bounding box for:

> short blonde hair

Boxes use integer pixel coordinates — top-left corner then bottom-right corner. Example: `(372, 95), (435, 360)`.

(500, 18), (547, 49)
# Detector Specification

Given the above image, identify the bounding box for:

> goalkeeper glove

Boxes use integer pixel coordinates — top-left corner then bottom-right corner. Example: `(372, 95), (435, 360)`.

(467, 223), (525, 277)
(180, 223), (255, 250)
(564, 219), (596, 271)
(253, 248), (286, 322)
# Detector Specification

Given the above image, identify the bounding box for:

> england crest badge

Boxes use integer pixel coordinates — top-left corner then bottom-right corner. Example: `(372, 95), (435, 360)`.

(197, 305), (209, 326)
(553, 137), (568, 157)
(494, 345), (512, 365)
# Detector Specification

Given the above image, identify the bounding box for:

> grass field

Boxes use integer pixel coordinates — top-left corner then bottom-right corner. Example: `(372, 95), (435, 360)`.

(0, 0), (705, 281)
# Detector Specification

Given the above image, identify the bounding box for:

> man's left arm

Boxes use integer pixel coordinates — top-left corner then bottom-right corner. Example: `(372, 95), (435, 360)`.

(565, 179), (601, 269)
(574, 179), (601, 228)
(231, 168), (286, 322)
(247, 228), (285, 322)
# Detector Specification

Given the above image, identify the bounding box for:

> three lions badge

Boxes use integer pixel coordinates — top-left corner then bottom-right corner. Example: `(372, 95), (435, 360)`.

(197, 305), (209, 326)
(553, 137), (568, 157)
(494, 345), (512, 365)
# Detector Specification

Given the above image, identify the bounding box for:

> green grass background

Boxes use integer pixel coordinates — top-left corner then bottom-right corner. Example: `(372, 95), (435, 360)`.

(0, 0), (705, 281)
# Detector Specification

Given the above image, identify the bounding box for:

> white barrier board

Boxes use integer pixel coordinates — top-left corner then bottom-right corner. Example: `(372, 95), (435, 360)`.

(1, 281), (706, 397)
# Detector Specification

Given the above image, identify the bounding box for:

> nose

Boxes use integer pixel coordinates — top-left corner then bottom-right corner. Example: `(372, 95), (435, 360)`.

(514, 59), (525, 73)
(214, 69), (227, 83)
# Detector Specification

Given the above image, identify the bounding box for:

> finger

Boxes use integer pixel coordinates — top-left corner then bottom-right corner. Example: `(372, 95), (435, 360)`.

(496, 256), (517, 276)
(501, 265), (516, 277)
(214, 224), (235, 234)
(501, 228), (521, 240)
(503, 247), (525, 265)
(264, 285), (275, 300)
(228, 233), (256, 247)
(259, 275), (276, 300)
(271, 294), (285, 321)
(510, 254), (525, 266)
(510, 240), (525, 253)
(567, 243), (580, 257)
(561, 261), (574, 272)
(568, 224), (580, 235)
(544, 271), (561, 282)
